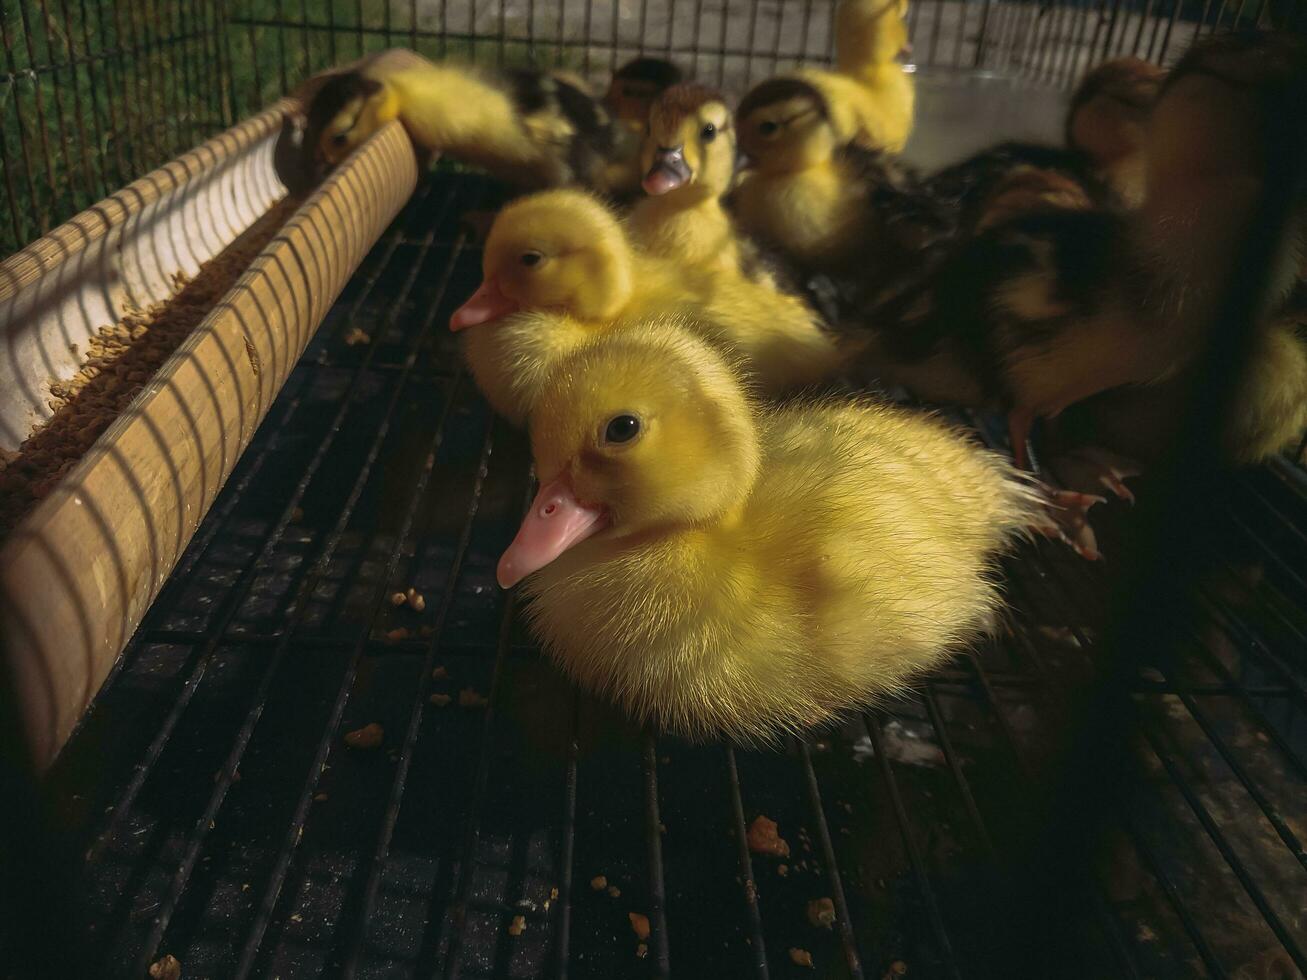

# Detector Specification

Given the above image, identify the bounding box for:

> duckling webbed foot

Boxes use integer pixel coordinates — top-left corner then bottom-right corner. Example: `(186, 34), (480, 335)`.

(1032, 486), (1106, 561)
(1047, 446), (1141, 504)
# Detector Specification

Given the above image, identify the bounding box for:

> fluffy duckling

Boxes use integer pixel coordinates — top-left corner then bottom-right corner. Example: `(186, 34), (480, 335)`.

(604, 57), (684, 134)
(828, 0), (916, 147)
(289, 48), (635, 195)
(497, 326), (1037, 741)
(628, 84), (765, 278)
(1066, 57), (1167, 208)
(450, 189), (842, 423)
(731, 77), (930, 276)
(860, 32), (1307, 470)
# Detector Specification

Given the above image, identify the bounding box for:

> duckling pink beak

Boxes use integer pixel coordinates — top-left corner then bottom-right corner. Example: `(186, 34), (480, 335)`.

(643, 146), (691, 195)
(497, 476), (608, 588)
(450, 277), (517, 331)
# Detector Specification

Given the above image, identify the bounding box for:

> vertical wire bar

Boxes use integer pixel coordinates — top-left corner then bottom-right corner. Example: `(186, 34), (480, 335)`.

(356, 0), (365, 55)
(723, 748), (771, 979)
(326, 0), (338, 62)
(171, 0), (200, 146)
(274, 0), (289, 94)
(0, 104), (24, 248)
(800, 0), (818, 67)
(953, 0), (969, 68)
(927, 0), (944, 67)
(30, 0), (82, 204)
(138, 0), (177, 157)
(610, 0), (621, 77)
(744, 0), (762, 85)
(441, 586), (524, 980)
(973, 0), (996, 67)
(0, 15), (45, 241)
(549, 698), (580, 978)
(767, 0), (785, 75)
(244, 4), (265, 116)
(554, 0), (565, 67)
(639, 0), (651, 56)
(715, 0), (730, 88)
(582, 0), (594, 75)
(79, 0), (124, 189)
(42, 0), (98, 197)
(123, 0), (163, 163)
(642, 735), (672, 978)
(919, 688), (997, 857)
(863, 715), (963, 979)
(301, 0), (313, 77)
(690, 0), (705, 76)
(797, 741), (866, 980)
(219, 0), (239, 126)
(497, 0), (507, 68)
(109, 0), (150, 173)
(14, 4), (59, 231)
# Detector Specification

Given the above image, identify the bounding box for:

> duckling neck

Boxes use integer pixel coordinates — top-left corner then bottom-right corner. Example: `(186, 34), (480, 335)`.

(627, 185), (739, 266)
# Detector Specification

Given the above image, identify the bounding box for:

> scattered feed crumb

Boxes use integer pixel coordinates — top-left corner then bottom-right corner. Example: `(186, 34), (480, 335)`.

(550, 887), (559, 900)
(607, 885), (621, 898)
(148, 954), (182, 980)
(0, 198), (297, 537)
(390, 592), (408, 606)
(428, 693), (452, 707)
(635, 943), (648, 959)
(386, 627), (410, 642)
(628, 912), (650, 941)
(406, 587), (426, 611)
(884, 960), (908, 977)
(590, 875), (607, 891)
(344, 723), (384, 749)
(508, 915), (526, 936)
(291, 507), (304, 521)
(290, 913), (302, 923)
(746, 815), (790, 857)
(807, 897), (836, 929)
(344, 327), (371, 346)
(431, 666), (449, 680)
(313, 792), (328, 802)
(777, 864), (788, 877)
(458, 688), (488, 708)
(789, 948), (814, 968)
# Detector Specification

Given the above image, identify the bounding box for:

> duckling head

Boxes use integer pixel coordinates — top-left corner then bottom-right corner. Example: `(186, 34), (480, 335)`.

(605, 57), (684, 133)
(497, 326), (761, 588)
(450, 189), (635, 330)
(736, 77), (838, 174)
(305, 71), (401, 172)
(640, 84), (736, 196)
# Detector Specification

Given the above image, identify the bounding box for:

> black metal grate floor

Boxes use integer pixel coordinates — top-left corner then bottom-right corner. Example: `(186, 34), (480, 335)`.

(35, 174), (1307, 980)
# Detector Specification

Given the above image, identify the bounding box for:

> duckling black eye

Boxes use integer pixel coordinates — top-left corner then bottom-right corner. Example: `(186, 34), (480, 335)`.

(701, 122), (716, 142)
(520, 250), (543, 267)
(331, 132), (349, 147)
(603, 414), (641, 445)
(758, 120), (779, 136)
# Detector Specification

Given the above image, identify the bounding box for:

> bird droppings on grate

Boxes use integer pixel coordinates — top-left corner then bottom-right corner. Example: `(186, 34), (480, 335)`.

(33, 174), (1307, 978)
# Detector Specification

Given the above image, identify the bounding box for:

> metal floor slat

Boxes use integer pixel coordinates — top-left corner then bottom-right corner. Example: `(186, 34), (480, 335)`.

(35, 173), (1307, 980)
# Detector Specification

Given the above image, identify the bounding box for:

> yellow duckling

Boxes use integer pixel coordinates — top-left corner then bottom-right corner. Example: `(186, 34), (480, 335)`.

(495, 326), (1037, 742)
(628, 83), (757, 277)
(289, 48), (635, 195)
(826, 0), (916, 148)
(730, 76), (924, 274)
(450, 189), (842, 423)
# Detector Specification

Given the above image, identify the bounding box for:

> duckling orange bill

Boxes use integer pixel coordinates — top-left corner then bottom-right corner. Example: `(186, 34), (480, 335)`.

(450, 278), (517, 330)
(497, 476), (608, 588)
